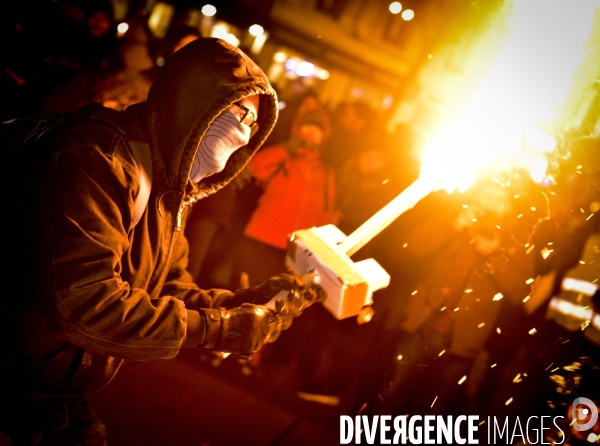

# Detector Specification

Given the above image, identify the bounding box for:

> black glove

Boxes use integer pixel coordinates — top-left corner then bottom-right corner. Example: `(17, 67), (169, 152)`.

(199, 305), (282, 357)
(273, 284), (325, 330)
(216, 273), (305, 309)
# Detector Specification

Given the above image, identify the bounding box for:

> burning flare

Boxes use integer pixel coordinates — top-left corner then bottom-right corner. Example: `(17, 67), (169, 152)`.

(343, 0), (600, 256)
(420, 0), (599, 193)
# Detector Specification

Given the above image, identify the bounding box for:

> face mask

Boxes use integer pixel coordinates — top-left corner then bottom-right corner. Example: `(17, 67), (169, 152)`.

(190, 109), (251, 182)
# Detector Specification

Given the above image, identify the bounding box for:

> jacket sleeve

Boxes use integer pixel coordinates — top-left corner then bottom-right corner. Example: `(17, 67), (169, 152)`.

(34, 140), (201, 360)
(161, 218), (235, 312)
(249, 145), (289, 181)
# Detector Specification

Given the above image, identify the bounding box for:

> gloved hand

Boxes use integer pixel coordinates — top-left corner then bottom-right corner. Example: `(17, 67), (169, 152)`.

(199, 304), (283, 357)
(273, 285), (325, 330)
(214, 273), (305, 309)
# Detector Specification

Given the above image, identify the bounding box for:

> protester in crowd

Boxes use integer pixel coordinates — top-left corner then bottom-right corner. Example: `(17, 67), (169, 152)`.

(0, 38), (306, 445)
(323, 100), (374, 172)
(153, 24), (203, 68)
(185, 89), (332, 291)
(236, 107), (336, 285)
(40, 16), (155, 113)
(263, 89), (330, 147)
(0, 0), (118, 120)
(370, 181), (534, 417)
(479, 139), (600, 422)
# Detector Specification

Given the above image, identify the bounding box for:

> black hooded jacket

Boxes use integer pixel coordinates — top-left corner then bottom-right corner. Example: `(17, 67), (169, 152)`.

(1, 38), (278, 390)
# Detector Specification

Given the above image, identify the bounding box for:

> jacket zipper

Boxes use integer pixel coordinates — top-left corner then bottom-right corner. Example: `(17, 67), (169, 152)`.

(147, 192), (187, 294)
(176, 200), (189, 232)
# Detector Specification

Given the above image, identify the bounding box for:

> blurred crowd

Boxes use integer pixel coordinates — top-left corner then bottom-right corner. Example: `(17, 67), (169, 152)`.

(2, 1), (600, 443)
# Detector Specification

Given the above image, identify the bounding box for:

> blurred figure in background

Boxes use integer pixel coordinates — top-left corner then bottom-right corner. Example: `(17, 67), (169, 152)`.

(0, 0), (117, 120)
(480, 138), (600, 425)
(40, 21), (202, 114)
(323, 100), (374, 172)
(264, 89), (330, 148)
(235, 107), (336, 285)
(229, 105), (335, 372)
(40, 17), (155, 113)
(370, 181), (534, 417)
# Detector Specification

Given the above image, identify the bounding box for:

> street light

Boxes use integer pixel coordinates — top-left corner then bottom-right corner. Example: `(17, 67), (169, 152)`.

(117, 22), (129, 35)
(401, 9), (414, 20)
(389, 2), (402, 14)
(201, 4), (217, 17)
(249, 24), (264, 37)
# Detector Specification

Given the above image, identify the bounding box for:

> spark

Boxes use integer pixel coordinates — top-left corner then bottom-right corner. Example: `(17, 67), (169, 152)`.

(526, 245), (535, 255)
(493, 293), (504, 301)
(506, 398), (513, 406)
(458, 376), (467, 385)
(491, 363), (497, 368)
(541, 247), (553, 259)
(478, 322), (486, 328)
(526, 278), (534, 284)
(529, 328), (537, 335)
(358, 402), (368, 414)
(465, 289), (473, 293)
(431, 396), (438, 408)
(411, 290), (418, 295)
(497, 328), (502, 334)
(581, 320), (590, 330)
(523, 296), (531, 303)
(513, 373), (522, 383)
(439, 350), (446, 356)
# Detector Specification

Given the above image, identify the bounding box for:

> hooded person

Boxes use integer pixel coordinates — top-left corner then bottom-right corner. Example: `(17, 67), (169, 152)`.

(236, 106), (336, 285)
(0, 38), (304, 444)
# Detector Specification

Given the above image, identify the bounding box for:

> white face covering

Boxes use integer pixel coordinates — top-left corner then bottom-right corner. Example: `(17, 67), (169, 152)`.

(189, 109), (251, 182)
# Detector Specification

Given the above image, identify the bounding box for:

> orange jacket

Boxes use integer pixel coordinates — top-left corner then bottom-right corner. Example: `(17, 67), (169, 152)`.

(244, 145), (336, 249)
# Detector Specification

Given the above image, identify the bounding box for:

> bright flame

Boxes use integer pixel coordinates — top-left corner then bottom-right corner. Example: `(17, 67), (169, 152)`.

(419, 0), (599, 193)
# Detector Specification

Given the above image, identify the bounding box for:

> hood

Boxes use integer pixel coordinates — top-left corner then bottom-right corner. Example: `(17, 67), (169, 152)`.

(139, 38), (278, 198)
